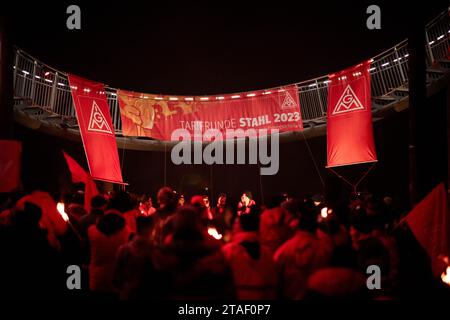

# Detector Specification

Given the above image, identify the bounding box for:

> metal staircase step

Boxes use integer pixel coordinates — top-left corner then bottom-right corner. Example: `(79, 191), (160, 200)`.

(391, 87), (409, 98)
(426, 67), (445, 74)
(373, 96), (398, 106)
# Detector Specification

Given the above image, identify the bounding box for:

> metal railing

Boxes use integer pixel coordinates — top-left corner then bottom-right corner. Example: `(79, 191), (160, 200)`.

(13, 10), (450, 133)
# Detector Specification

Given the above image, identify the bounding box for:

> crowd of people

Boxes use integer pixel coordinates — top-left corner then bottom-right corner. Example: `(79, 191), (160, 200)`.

(0, 186), (447, 299)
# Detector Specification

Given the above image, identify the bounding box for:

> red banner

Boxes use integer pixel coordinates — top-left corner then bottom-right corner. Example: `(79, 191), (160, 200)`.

(0, 140), (22, 193)
(406, 183), (450, 277)
(68, 75), (123, 183)
(63, 151), (99, 212)
(326, 61), (377, 167)
(117, 85), (303, 141)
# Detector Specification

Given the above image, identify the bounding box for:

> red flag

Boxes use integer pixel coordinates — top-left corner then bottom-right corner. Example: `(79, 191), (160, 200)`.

(326, 61), (377, 167)
(406, 183), (450, 277)
(0, 140), (22, 193)
(63, 151), (99, 212)
(68, 75), (123, 183)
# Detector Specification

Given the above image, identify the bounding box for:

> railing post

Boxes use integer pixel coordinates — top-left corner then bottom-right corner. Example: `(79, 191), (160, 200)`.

(315, 80), (325, 116)
(13, 50), (18, 92)
(30, 60), (37, 102)
(425, 30), (435, 65)
(394, 47), (407, 83)
(50, 72), (58, 110)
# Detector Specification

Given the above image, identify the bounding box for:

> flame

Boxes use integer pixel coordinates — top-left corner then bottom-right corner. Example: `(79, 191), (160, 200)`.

(207, 227), (222, 240)
(57, 202), (69, 222)
(320, 207), (328, 219)
(442, 266), (450, 286)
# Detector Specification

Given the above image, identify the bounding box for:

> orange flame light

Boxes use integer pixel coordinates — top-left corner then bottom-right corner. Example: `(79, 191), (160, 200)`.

(57, 202), (69, 222)
(207, 227), (222, 240)
(442, 266), (450, 286)
(321, 207), (332, 219)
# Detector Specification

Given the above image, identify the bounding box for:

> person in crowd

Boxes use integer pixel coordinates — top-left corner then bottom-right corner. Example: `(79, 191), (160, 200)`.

(113, 216), (156, 299)
(0, 202), (65, 298)
(260, 195), (296, 253)
(274, 199), (334, 299)
(203, 195), (213, 220)
(304, 243), (367, 299)
(312, 194), (324, 207)
(15, 190), (68, 250)
(318, 207), (350, 251)
(349, 206), (399, 295)
(88, 209), (131, 297)
(65, 191), (87, 223)
(177, 194), (185, 207)
(78, 195), (106, 234)
(191, 195), (213, 223)
(212, 193), (235, 242)
(237, 191), (256, 216)
(152, 187), (178, 246)
(222, 211), (277, 299)
(139, 195), (156, 216)
(153, 205), (235, 299)
(303, 203), (365, 301)
(108, 191), (139, 234)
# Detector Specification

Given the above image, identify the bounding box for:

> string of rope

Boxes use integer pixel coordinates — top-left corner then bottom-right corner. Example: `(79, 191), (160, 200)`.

(258, 162), (265, 205)
(328, 162), (376, 193)
(354, 162), (376, 190)
(301, 131), (325, 189)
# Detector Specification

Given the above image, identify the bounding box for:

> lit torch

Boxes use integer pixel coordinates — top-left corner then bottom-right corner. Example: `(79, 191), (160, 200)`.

(57, 202), (69, 222)
(440, 255), (450, 287)
(57, 202), (84, 241)
(442, 266), (450, 286)
(207, 227), (223, 240)
(320, 207), (333, 219)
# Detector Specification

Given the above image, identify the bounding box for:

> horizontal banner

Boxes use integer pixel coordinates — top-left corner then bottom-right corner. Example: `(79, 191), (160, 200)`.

(118, 85), (303, 141)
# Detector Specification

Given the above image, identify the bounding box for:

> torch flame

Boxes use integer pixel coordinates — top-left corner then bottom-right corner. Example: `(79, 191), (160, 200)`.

(442, 266), (450, 286)
(207, 227), (222, 240)
(321, 207), (332, 219)
(57, 202), (69, 222)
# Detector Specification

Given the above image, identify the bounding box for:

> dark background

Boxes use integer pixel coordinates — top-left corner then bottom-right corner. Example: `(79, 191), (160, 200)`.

(8, 1), (449, 94)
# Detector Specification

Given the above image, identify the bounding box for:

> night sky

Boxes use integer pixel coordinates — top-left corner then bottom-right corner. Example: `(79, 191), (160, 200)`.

(8, 1), (449, 95)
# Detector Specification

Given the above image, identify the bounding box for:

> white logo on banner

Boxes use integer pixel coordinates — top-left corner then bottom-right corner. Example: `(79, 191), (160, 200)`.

(332, 84), (365, 115)
(281, 91), (297, 110)
(88, 101), (113, 134)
